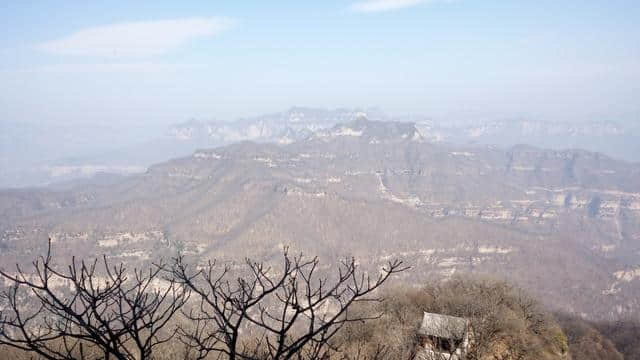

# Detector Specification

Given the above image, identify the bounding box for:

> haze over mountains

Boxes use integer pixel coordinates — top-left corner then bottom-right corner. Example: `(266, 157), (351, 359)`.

(2, 107), (639, 188)
(2, 116), (640, 323)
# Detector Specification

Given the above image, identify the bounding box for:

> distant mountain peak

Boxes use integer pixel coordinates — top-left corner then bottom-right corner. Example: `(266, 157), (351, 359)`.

(311, 116), (423, 143)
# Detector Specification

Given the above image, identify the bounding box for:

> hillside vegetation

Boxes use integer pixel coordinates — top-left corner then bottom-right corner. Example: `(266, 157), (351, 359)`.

(337, 276), (570, 360)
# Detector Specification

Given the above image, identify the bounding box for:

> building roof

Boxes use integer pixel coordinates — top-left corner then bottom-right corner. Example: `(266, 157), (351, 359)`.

(418, 312), (469, 339)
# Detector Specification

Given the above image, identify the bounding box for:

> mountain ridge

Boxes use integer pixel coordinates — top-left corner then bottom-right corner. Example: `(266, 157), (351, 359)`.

(3, 107), (639, 188)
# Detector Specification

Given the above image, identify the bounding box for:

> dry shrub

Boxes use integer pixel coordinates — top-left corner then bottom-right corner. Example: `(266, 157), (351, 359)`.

(593, 319), (640, 360)
(556, 314), (631, 360)
(334, 275), (570, 360)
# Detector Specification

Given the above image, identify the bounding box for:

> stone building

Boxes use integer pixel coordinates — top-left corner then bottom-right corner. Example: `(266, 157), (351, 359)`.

(417, 312), (471, 360)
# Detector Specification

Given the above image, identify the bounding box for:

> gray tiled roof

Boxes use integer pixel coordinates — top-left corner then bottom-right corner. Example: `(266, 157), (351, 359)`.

(418, 312), (469, 339)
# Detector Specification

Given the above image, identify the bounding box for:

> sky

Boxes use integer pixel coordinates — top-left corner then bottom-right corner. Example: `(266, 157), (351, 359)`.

(1, 0), (639, 130)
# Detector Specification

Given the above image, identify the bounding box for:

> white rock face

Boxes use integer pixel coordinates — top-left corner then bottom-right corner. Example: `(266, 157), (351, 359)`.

(478, 246), (514, 254)
(286, 188), (327, 198)
(437, 257), (465, 267)
(614, 267), (640, 282)
(253, 157), (277, 168)
(450, 152), (475, 157)
(592, 244), (617, 252)
(333, 127), (363, 137)
(512, 166), (536, 171)
(194, 151), (221, 159)
(293, 177), (314, 184)
(98, 231), (162, 248)
(376, 173), (423, 208)
(118, 250), (150, 260)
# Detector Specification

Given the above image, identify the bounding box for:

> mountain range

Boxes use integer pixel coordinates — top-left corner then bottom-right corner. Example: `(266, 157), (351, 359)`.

(1, 116), (639, 322)
(2, 107), (639, 188)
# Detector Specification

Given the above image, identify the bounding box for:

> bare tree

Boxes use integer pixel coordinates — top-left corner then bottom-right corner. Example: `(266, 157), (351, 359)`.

(171, 249), (408, 360)
(0, 239), (189, 360)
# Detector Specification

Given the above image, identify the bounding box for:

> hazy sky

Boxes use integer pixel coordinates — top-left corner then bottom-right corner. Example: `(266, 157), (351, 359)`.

(1, 0), (639, 129)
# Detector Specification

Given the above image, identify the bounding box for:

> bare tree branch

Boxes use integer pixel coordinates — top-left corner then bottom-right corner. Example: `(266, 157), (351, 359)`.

(172, 249), (408, 360)
(0, 238), (189, 360)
